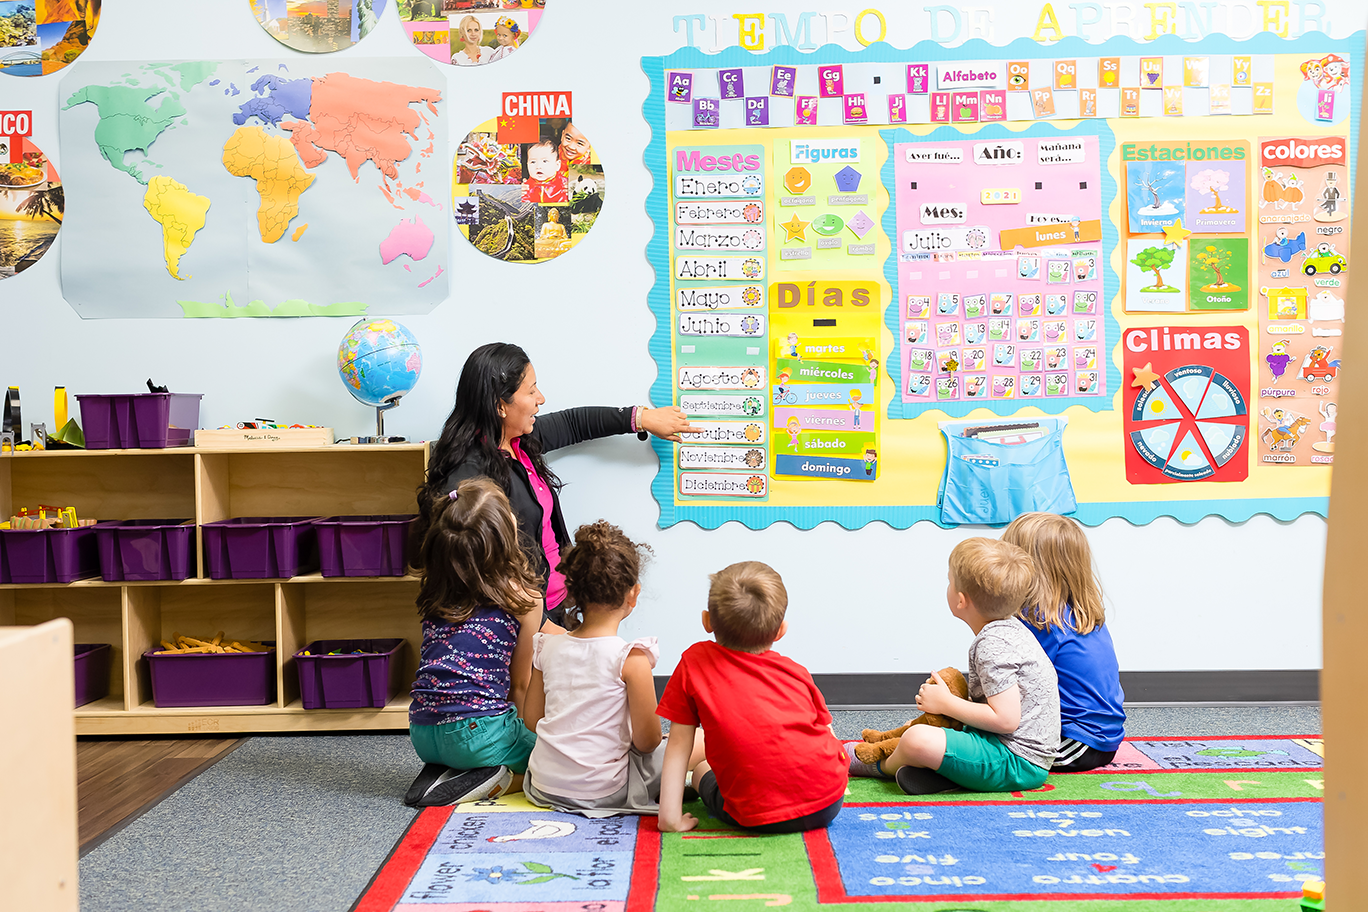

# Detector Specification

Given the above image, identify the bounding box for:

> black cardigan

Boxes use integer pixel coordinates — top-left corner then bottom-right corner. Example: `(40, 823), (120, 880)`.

(440, 406), (636, 593)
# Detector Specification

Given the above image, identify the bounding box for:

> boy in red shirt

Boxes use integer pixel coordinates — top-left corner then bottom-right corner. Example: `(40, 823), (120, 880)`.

(656, 561), (847, 833)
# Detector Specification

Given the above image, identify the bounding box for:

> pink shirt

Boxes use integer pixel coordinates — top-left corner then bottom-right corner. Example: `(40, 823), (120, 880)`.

(510, 439), (566, 609)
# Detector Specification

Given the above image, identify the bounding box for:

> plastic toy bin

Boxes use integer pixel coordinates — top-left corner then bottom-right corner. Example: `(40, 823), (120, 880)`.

(76, 392), (203, 449)
(313, 515), (416, 578)
(0, 525), (100, 583)
(94, 519), (196, 581)
(294, 639), (407, 709)
(202, 517), (320, 580)
(143, 645), (277, 707)
(74, 643), (112, 708)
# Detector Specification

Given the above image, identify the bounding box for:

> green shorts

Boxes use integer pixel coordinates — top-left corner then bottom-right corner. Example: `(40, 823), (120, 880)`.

(937, 727), (1050, 792)
(410, 709), (537, 774)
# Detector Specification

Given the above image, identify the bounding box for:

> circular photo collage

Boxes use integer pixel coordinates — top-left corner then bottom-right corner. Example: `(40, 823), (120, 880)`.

(252, 0), (388, 54)
(453, 115), (603, 263)
(401, 0), (545, 67)
(0, 0), (100, 77)
(0, 136), (61, 278)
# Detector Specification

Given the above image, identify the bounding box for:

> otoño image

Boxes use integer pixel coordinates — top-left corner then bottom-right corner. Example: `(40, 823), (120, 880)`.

(453, 92), (604, 264)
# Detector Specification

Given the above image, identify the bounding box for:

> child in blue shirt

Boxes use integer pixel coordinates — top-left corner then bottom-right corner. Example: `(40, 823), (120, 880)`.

(1003, 512), (1125, 771)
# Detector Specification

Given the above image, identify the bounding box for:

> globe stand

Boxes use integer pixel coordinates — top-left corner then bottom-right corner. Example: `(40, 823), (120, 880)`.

(351, 401), (407, 445)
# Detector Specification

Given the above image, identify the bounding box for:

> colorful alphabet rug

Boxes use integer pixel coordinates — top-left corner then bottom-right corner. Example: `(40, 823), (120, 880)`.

(352, 735), (1324, 912)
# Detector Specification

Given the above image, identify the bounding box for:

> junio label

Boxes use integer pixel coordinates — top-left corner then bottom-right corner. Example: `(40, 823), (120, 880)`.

(678, 312), (766, 337)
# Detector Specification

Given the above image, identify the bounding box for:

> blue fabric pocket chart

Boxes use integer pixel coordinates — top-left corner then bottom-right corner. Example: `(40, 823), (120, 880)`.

(937, 417), (1077, 525)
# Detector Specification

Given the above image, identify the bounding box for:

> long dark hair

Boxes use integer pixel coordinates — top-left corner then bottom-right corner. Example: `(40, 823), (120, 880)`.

(416, 477), (543, 624)
(412, 343), (559, 563)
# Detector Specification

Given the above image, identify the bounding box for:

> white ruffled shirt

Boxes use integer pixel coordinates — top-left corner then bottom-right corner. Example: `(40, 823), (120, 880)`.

(528, 633), (659, 800)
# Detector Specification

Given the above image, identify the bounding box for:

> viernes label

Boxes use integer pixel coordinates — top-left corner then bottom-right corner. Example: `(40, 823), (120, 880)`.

(772, 406), (865, 433)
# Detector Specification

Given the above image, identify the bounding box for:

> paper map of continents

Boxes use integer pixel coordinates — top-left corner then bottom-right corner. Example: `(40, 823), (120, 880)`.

(58, 59), (446, 319)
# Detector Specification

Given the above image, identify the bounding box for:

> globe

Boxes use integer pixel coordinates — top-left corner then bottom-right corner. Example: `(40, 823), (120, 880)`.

(337, 319), (423, 408)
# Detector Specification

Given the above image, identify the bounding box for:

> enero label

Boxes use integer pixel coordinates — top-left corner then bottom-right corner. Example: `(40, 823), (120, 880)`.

(790, 139), (861, 165)
(1260, 136), (1346, 169)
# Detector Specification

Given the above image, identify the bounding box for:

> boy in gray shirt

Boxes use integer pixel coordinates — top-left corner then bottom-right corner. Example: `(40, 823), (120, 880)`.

(862, 537), (1060, 794)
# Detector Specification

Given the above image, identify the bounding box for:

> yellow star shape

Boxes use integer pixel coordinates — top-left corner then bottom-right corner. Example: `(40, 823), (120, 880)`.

(1131, 361), (1161, 391)
(781, 213), (810, 243)
(1163, 218), (1193, 246)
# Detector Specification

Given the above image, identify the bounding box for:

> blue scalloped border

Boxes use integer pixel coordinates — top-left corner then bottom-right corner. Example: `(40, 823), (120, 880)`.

(879, 119), (1121, 419)
(642, 30), (1360, 530)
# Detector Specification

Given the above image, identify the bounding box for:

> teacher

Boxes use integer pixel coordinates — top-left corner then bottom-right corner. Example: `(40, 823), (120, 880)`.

(417, 343), (698, 625)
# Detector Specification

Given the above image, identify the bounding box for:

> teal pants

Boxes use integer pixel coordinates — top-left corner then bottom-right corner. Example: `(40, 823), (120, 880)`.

(410, 709), (536, 774)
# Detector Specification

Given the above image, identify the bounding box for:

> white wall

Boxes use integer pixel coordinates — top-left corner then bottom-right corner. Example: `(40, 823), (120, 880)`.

(3, 0), (1351, 674)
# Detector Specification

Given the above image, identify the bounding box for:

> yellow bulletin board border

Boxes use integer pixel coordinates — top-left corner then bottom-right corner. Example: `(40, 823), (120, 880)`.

(643, 32), (1361, 529)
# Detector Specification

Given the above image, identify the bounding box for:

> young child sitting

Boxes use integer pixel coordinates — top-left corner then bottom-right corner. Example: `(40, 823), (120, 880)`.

(851, 538), (1060, 795)
(1002, 512), (1125, 771)
(403, 478), (543, 807)
(522, 521), (665, 817)
(656, 561), (847, 833)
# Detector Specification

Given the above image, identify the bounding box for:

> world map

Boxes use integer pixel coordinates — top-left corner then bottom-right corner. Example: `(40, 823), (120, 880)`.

(58, 59), (446, 319)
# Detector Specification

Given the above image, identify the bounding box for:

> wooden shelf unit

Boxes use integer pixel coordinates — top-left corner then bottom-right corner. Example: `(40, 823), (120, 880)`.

(0, 444), (428, 735)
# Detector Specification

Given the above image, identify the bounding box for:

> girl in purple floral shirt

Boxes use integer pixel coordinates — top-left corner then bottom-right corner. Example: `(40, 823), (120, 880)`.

(403, 477), (544, 807)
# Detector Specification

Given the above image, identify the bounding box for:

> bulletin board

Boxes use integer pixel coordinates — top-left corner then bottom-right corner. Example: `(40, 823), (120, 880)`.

(643, 31), (1362, 529)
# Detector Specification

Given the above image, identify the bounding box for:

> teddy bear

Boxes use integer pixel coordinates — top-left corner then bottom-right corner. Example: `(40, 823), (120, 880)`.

(851, 667), (970, 763)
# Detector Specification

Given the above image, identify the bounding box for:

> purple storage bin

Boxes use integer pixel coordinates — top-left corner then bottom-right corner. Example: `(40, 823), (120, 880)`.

(76, 392), (202, 449)
(74, 643), (112, 708)
(294, 639), (407, 709)
(313, 515), (416, 578)
(94, 519), (195, 581)
(0, 525), (99, 583)
(202, 516), (321, 579)
(143, 644), (276, 707)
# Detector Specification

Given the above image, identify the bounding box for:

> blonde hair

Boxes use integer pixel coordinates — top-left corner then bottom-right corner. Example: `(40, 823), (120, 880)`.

(947, 538), (1036, 621)
(707, 561), (787, 652)
(1001, 512), (1105, 634)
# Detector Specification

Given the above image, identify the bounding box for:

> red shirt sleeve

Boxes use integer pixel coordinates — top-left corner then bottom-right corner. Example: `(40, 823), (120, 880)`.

(656, 651), (699, 726)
